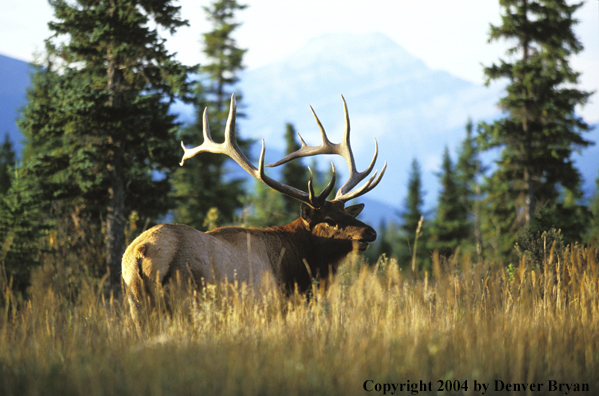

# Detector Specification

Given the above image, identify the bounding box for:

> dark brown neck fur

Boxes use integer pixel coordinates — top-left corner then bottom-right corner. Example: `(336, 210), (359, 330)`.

(264, 218), (355, 292)
(208, 217), (359, 292)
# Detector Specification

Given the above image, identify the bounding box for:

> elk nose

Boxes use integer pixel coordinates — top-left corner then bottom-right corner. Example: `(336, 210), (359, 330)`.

(364, 227), (377, 242)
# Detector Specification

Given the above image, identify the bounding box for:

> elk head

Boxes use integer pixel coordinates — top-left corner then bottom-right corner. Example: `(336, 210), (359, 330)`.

(180, 94), (386, 251)
(300, 201), (377, 253)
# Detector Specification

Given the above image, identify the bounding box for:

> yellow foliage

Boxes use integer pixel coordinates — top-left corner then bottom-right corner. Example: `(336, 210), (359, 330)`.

(0, 246), (598, 395)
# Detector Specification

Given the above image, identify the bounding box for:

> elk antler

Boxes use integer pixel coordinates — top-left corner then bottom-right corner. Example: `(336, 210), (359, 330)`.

(180, 94), (336, 209)
(266, 95), (387, 203)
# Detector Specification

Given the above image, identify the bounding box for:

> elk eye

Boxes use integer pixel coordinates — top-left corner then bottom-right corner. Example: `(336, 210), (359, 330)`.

(324, 218), (337, 227)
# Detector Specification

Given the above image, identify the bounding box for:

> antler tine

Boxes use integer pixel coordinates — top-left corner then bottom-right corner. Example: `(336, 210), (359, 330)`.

(306, 162), (337, 205)
(181, 109), (216, 165)
(257, 140), (332, 208)
(335, 137), (380, 198)
(266, 95), (385, 203)
(307, 167), (315, 204)
(317, 162), (337, 202)
(335, 161), (387, 203)
(297, 133), (308, 147)
(180, 96), (234, 166)
(265, 106), (337, 168)
(340, 95), (355, 170)
(180, 93), (334, 209)
(309, 105), (334, 147)
(224, 93), (239, 149)
(202, 107), (212, 143)
(219, 94), (256, 169)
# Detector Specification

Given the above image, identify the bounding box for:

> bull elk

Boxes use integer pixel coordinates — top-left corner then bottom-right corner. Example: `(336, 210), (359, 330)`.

(122, 94), (386, 327)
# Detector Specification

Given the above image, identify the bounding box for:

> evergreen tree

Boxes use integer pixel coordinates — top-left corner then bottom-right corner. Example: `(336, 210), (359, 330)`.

(397, 159), (428, 268)
(201, 0), (248, 120)
(586, 172), (599, 244)
(172, 0), (248, 229)
(455, 120), (484, 258)
(401, 159), (425, 238)
(0, 134), (16, 195)
(478, 0), (592, 258)
(429, 147), (470, 256)
(239, 179), (286, 228)
(18, 0), (192, 287)
(455, 120), (479, 209)
(480, 170), (520, 259)
(365, 219), (396, 264)
(280, 123), (310, 221)
(0, 167), (47, 294)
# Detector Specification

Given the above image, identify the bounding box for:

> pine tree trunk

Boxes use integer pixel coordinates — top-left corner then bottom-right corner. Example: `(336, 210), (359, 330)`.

(522, 116), (535, 226)
(106, 150), (126, 288)
(106, 50), (126, 289)
(521, 0), (535, 228)
(524, 165), (535, 227)
(474, 159), (483, 263)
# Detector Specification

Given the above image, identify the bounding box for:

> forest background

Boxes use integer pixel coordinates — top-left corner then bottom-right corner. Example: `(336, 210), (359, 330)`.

(0, 2), (599, 395)
(0, 0), (597, 294)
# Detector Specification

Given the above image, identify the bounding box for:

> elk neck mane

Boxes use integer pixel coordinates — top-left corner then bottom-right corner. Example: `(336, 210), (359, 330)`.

(206, 218), (349, 291)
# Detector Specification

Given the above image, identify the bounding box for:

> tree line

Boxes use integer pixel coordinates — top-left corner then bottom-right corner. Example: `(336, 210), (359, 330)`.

(369, 0), (597, 269)
(0, 0), (598, 295)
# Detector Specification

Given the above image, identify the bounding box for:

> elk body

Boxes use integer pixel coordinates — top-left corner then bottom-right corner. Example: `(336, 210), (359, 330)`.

(122, 95), (386, 328)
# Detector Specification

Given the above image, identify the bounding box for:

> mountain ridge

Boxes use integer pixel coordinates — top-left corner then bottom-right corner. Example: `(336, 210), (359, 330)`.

(1, 32), (597, 223)
(235, 32), (504, 209)
(0, 54), (31, 153)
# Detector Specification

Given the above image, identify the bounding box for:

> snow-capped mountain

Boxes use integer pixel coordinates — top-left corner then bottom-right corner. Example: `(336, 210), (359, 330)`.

(234, 32), (506, 210)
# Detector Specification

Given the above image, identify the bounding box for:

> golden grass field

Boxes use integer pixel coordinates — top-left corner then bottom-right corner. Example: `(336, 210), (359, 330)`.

(1, 244), (598, 395)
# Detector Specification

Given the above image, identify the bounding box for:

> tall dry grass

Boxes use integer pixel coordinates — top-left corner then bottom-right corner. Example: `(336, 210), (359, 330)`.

(1, 244), (598, 395)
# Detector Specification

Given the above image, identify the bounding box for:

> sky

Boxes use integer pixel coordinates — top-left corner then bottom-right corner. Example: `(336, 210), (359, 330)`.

(1, 0), (598, 122)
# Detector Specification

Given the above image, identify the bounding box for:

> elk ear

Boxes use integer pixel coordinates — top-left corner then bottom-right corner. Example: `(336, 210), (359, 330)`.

(345, 203), (365, 218)
(300, 203), (315, 225)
